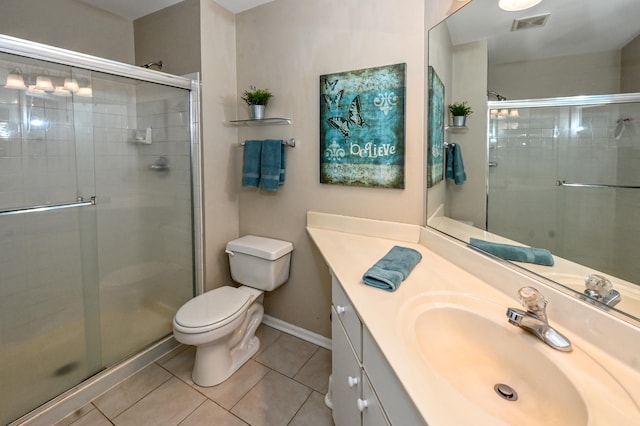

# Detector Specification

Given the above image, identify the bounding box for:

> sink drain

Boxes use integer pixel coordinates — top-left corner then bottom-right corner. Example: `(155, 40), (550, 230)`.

(494, 383), (518, 401)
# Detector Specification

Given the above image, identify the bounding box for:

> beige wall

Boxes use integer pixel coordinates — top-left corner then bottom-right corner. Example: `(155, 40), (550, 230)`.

(488, 50), (621, 99)
(621, 34), (640, 93)
(235, 0), (426, 337)
(134, 0), (201, 75)
(426, 19), (453, 219)
(447, 41), (488, 227)
(200, 0), (240, 291)
(0, 0), (134, 64)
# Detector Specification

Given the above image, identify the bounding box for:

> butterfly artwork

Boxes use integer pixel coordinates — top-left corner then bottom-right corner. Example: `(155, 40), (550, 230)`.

(320, 63), (406, 189)
(322, 89), (344, 110)
(327, 95), (367, 138)
(322, 77), (343, 110)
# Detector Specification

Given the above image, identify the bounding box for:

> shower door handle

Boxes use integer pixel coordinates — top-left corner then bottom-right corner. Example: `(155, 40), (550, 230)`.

(0, 196), (97, 216)
(488, 162), (498, 167)
(556, 180), (640, 189)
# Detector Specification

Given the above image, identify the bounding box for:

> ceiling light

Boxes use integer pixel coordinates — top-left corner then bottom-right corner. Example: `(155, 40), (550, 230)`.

(4, 71), (26, 90)
(499, 0), (542, 12)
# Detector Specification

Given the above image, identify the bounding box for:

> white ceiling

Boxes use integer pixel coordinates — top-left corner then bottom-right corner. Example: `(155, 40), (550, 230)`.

(443, 0), (640, 65)
(79, 0), (273, 19)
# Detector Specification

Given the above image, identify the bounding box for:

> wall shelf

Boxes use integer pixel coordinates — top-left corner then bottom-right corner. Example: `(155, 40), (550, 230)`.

(445, 125), (468, 134)
(228, 118), (292, 126)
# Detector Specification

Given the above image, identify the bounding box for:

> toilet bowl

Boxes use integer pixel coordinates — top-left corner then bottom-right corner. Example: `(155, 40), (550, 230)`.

(173, 235), (293, 387)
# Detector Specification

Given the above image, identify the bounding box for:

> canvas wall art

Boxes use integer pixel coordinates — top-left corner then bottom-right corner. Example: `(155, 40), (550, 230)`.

(320, 63), (406, 188)
(427, 66), (445, 188)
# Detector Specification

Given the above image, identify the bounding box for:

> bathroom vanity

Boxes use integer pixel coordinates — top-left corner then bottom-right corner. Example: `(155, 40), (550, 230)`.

(307, 211), (640, 425)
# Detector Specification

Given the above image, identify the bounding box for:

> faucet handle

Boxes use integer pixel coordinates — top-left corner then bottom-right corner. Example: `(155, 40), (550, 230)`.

(518, 286), (547, 313)
(584, 274), (613, 298)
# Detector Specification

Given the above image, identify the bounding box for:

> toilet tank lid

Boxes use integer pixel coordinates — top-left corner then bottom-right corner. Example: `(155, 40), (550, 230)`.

(226, 235), (293, 260)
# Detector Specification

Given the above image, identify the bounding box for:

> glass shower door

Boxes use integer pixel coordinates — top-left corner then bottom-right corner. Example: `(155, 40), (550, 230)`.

(89, 71), (194, 366)
(0, 54), (100, 424)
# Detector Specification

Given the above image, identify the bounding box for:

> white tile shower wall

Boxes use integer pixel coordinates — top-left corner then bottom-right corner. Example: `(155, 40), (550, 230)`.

(488, 103), (630, 279)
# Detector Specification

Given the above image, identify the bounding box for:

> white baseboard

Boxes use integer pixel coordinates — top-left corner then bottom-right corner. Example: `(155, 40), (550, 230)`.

(262, 314), (332, 350)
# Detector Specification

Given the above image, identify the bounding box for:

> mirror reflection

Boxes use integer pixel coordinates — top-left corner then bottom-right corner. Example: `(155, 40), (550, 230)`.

(427, 0), (640, 321)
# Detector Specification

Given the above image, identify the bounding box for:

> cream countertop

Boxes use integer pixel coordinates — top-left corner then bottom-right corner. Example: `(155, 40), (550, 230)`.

(307, 211), (640, 425)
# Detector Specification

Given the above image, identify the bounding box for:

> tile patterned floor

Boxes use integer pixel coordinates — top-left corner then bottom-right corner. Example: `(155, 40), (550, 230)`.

(55, 325), (334, 426)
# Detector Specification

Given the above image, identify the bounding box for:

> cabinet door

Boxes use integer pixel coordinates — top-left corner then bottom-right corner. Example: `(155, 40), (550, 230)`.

(332, 275), (362, 360)
(361, 374), (390, 426)
(331, 306), (362, 426)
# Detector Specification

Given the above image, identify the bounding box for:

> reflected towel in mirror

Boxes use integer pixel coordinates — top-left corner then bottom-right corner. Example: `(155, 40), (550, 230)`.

(469, 238), (554, 266)
(445, 142), (466, 185)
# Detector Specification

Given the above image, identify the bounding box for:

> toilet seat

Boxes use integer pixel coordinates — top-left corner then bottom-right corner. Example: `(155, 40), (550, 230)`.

(174, 286), (253, 334)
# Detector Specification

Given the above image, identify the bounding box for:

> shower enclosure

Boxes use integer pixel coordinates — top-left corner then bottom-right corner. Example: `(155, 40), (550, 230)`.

(0, 36), (201, 424)
(487, 94), (640, 283)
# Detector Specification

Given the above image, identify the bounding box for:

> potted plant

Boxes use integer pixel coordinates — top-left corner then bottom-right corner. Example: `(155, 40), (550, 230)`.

(448, 101), (473, 127)
(241, 85), (273, 119)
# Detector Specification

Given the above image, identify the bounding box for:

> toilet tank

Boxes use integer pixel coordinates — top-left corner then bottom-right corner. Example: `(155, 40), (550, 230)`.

(226, 235), (294, 291)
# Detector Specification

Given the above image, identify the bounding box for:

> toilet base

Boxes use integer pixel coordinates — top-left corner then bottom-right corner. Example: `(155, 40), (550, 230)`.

(191, 301), (264, 387)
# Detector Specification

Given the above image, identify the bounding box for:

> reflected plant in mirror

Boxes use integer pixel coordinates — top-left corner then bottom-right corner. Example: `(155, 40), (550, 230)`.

(426, 0), (640, 324)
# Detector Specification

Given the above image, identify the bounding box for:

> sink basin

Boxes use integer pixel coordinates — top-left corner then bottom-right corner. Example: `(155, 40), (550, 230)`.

(398, 292), (640, 425)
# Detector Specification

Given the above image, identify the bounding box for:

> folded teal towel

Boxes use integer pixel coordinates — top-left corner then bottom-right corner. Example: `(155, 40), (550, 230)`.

(445, 143), (466, 185)
(469, 238), (554, 266)
(261, 139), (285, 192)
(362, 246), (422, 292)
(242, 140), (262, 188)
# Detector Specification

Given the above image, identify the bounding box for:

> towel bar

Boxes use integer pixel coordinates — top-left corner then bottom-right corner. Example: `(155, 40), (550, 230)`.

(240, 138), (295, 147)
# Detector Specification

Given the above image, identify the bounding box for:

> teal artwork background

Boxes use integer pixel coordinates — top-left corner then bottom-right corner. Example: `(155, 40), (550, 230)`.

(320, 63), (406, 188)
(427, 66), (445, 187)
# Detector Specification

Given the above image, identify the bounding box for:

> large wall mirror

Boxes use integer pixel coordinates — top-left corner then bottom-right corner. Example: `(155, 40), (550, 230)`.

(427, 0), (640, 323)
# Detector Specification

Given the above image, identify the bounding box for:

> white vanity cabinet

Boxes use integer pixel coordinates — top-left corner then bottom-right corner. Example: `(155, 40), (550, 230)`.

(331, 274), (424, 426)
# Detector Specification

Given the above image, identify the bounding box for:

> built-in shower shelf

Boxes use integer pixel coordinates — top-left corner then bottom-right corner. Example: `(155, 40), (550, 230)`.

(445, 125), (468, 134)
(228, 118), (292, 126)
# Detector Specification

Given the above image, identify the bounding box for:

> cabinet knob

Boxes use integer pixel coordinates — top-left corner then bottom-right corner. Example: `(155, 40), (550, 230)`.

(357, 398), (369, 412)
(347, 375), (359, 388)
(336, 305), (346, 315)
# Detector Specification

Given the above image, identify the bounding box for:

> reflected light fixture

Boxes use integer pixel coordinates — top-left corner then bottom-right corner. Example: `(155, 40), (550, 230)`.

(63, 78), (79, 92)
(76, 87), (93, 97)
(4, 70), (26, 90)
(53, 86), (72, 97)
(499, 0), (542, 11)
(35, 76), (54, 91)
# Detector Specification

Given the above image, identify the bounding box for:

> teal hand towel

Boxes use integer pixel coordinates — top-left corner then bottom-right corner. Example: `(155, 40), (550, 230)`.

(469, 238), (554, 266)
(242, 140), (262, 188)
(445, 143), (466, 185)
(362, 246), (422, 292)
(261, 139), (284, 192)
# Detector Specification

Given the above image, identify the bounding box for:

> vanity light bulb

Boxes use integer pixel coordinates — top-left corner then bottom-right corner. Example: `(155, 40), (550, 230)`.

(63, 78), (79, 92)
(35, 76), (54, 91)
(5, 73), (26, 90)
(76, 87), (93, 97)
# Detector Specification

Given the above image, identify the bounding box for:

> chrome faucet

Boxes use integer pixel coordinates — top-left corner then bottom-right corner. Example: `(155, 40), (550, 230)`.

(506, 286), (572, 352)
(583, 274), (621, 307)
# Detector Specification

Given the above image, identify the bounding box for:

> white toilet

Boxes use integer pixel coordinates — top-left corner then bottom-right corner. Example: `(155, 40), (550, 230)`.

(173, 235), (293, 387)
